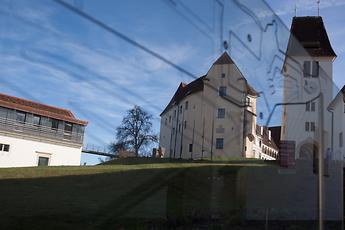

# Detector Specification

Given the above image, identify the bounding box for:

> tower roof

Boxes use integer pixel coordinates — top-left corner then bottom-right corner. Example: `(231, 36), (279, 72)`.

(287, 16), (336, 57)
(213, 51), (234, 65)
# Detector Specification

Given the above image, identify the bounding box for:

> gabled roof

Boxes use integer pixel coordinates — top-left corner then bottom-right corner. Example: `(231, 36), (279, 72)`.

(160, 52), (258, 116)
(328, 85), (345, 110)
(160, 75), (205, 116)
(0, 93), (88, 125)
(213, 52), (234, 65)
(287, 16), (336, 57)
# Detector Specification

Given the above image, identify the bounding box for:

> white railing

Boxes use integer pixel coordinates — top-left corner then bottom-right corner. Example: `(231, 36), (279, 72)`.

(0, 117), (84, 144)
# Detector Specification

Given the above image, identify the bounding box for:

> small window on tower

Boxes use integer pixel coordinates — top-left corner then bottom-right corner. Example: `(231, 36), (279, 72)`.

(221, 73), (225, 78)
(305, 122), (309, 131)
(310, 122), (315, 132)
(312, 61), (319, 78)
(185, 101), (188, 110)
(303, 61), (311, 78)
(311, 102), (316, 111)
(306, 102), (310, 111)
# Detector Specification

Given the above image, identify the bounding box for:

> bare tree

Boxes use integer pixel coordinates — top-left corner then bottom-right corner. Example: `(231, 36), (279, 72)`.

(115, 105), (157, 157)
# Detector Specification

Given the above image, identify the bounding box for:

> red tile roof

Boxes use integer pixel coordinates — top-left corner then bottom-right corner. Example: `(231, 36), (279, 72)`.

(287, 16), (336, 57)
(0, 93), (88, 125)
(160, 76), (205, 116)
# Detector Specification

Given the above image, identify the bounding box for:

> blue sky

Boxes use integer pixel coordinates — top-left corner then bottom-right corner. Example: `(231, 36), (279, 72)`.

(1, 0), (344, 164)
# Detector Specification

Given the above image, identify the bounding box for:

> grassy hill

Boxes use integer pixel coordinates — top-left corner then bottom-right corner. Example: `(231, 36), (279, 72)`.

(0, 158), (333, 230)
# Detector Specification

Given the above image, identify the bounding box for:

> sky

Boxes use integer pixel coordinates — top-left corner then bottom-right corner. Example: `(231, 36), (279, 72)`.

(1, 0), (344, 165)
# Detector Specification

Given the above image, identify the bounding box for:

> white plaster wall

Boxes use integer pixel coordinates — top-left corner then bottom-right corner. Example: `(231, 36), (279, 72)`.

(282, 56), (334, 158)
(0, 134), (82, 168)
(330, 94), (345, 161)
(160, 62), (257, 159)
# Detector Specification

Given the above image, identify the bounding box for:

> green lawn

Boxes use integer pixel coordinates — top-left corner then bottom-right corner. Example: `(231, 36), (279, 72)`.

(1, 158), (335, 230)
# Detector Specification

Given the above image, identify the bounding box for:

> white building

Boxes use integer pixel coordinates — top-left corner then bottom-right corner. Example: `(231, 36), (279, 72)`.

(281, 16), (336, 160)
(253, 125), (279, 160)
(0, 93), (88, 167)
(159, 52), (278, 160)
(328, 86), (345, 161)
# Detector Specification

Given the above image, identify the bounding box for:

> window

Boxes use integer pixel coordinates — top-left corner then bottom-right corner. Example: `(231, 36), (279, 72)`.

(38, 156), (49, 166)
(216, 138), (224, 149)
(178, 124), (181, 132)
(310, 122), (315, 132)
(303, 61), (319, 78)
(305, 122), (309, 131)
(189, 144), (193, 152)
(33, 115), (41, 126)
(16, 111), (26, 123)
(246, 97), (250, 106)
(312, 61), (319, 77)
(179, 105), (182, 113)
(217, 108), (225, 118)
(340, 132), (343, 148)
(303, 61), (311, 78)
(174, 110), (176, 118)
(185, 101), (188, 110)
(219, 86), (227, 96)
(169, 116), (171, 123)
(64, 122), (73, 133)
(51, 119), (59, 130)
(311, 102), (316, 111)
(184, 120), (187, 129)
(165, 118), (167, 125)
(0, 144), (10, 152)
(3, 145), (10, 152)
(221, 73), (225, 78)
(306, 102), (310, 111)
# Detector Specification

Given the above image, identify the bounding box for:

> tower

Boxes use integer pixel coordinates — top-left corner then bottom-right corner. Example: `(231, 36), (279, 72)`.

(281, 16), (336, 159)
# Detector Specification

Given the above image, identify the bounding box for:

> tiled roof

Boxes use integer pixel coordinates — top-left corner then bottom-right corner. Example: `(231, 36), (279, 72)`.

(213, 52), (234, 65)
(287, 16), (336, 57)
(256, 125), (279, 150)
(0, 93), (88, 125)
(160, 76), (205, 116)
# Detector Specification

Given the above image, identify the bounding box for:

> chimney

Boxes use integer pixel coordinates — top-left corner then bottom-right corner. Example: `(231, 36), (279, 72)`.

(260, 126), (263, 136)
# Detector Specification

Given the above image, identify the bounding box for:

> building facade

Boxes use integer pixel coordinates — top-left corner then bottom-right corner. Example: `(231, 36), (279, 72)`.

(253, 125), (279, 160)
(0, 93), (88, 167)
(328, 86), (345, 161)
(281, 16), (336, 160)
(159, 52), (274, 159)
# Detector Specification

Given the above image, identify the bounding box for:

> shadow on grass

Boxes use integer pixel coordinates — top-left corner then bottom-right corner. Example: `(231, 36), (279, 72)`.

(0, 164), (341, 230)
(101, 156), (272, 166)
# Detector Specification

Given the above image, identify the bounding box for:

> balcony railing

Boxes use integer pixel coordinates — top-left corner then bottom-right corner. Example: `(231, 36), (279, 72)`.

(0, 117), (84, 145)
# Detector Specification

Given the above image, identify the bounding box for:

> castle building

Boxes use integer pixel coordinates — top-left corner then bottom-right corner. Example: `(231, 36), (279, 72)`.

(159, 52), (278, 160)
